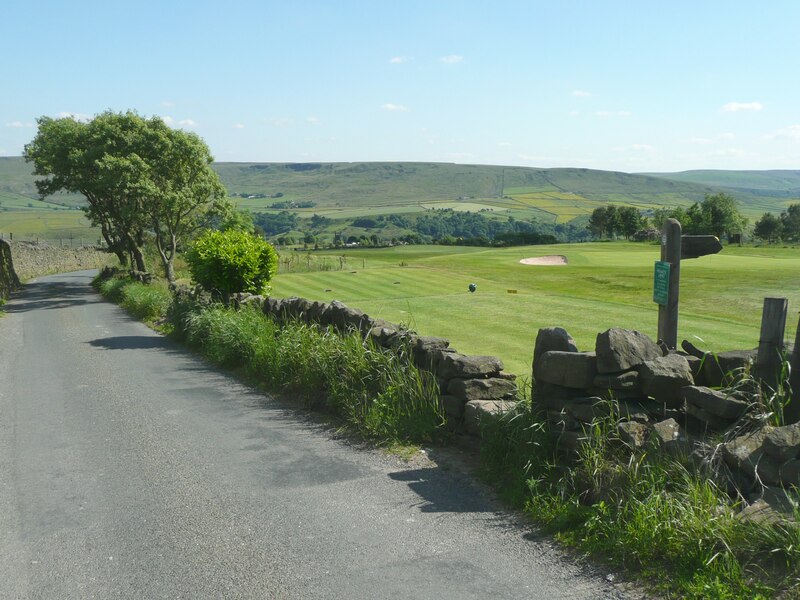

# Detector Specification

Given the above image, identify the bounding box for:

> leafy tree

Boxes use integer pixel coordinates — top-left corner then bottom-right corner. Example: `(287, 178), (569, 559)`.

(251, 211), (298, 236)
(588, 205), (620, 239)
(185, 229), (278, 296)
(25, 111), (229, 280)
(683, 192), (747, 239)
(617, 206), (645, 240)
(217, 209), (256, 234)
(753, 212), (783, 243)
(25, 114), (147, 269)
(780, 203), (800, 242)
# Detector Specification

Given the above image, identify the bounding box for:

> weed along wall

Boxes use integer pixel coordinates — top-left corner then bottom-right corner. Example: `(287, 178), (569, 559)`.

(228, 293), (520, 436)
(533, 324), (800, 517)
(0, 238), (20, 300)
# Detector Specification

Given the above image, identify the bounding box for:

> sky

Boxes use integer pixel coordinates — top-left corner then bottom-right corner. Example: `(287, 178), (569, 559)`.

(2, 0), (799, 173)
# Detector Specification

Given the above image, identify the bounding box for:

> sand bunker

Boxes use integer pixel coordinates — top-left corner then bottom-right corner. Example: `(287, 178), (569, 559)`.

(519, 255), (568, 266)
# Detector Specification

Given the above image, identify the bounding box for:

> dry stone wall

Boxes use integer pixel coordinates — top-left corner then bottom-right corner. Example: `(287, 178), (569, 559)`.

(532, 324), (800, 507)
(228, 293), (519, 435)
(0, 238), (20, 300)
(9, 241), (112, 282)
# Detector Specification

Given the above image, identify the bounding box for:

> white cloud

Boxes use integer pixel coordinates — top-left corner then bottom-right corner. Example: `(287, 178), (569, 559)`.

(617, 111), (631, 117)
(269, 117), (294, 127)
(162, 115), (175, 126)
(178, 119), (197, 128)
(4, 121), (33, 128)
(571, 90), (591, 97)
(765, 125), (800, 141)
(306, 115), (321, 125)
(722, 101), (763, 112)
(162, 100), (176, 108)
(440, 54), (464, 64)
(232, 123), (245, 129)
(630, 144), (655, 152)
(389, 56), (409, 64)
(568, 111), (580, 117)
(56, 111), (91, 122)
(496, 141), (513, 147)
(381, 103), (409, 112)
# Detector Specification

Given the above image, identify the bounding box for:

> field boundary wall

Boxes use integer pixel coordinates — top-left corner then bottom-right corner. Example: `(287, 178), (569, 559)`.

(0, 238), (20, 300)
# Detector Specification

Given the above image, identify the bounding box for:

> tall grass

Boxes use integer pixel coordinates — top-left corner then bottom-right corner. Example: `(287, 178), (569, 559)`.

(95, 276), (172, 322)
(480, 400), (800, 598)
(173, 302), (444, 443)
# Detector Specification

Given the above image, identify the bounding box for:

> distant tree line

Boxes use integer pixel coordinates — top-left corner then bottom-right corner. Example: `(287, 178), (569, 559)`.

(588, 192), (749, 242)
(251, 192), (761, 249)
(753, 204), (800, 243)
(651, 192), (747, 240)
(587, 205), (647, 240)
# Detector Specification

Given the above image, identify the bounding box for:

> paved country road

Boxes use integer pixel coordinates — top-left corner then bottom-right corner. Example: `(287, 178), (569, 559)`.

(0, 271), (634, 599)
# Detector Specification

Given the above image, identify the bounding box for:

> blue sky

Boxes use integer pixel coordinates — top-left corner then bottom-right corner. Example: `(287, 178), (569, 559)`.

(2, 0), (799, 172)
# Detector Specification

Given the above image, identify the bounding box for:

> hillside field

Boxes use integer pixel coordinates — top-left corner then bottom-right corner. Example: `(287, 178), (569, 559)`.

(269, 242), (800, 378)
(4, 158), (800, 241)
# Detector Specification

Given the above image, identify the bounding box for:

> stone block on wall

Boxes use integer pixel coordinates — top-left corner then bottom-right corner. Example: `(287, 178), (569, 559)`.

(595, 328), (662, 374)
(637, 354), (694, 407)
(534, 351), (597, 389)
(463, 399), (515, 436)
(437, 353), (504, 380)
(447, 377), (517, 402)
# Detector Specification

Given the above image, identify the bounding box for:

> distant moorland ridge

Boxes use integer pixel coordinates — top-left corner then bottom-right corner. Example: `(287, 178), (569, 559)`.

(2, 156), (798, 221)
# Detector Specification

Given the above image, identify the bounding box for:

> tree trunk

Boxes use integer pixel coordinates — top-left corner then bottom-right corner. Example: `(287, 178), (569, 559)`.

(131, 244), (146, 273)
(155, 231), (177, 283)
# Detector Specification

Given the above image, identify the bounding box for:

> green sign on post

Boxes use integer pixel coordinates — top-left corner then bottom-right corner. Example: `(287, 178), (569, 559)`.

(653, 261), (670, 305)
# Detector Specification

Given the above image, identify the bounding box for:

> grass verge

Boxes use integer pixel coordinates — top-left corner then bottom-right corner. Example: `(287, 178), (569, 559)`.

(95, 275), (172, 324)
(480, 399), (800, 598)
(168, 294), (444, 443)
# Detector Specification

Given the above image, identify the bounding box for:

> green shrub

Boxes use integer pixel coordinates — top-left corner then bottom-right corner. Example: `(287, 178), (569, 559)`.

(185, 229), (278, 296)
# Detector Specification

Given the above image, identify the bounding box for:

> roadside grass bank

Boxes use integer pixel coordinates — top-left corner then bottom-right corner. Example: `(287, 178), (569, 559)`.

(94, 270), (800, 598)
(480, 399), (800, 599)
(94, 272), (444, 444)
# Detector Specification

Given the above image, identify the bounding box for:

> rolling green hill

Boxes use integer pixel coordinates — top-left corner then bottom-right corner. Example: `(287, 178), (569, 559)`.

(641, 169), (800, 214)
(2, 156), (798, 238)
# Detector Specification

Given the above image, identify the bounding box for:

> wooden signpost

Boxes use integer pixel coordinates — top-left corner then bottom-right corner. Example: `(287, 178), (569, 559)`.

(655, 219), (722, 349)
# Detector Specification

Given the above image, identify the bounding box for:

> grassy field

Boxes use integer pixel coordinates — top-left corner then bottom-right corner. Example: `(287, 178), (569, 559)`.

(270, 242), (800, 378)
(5, 156), (798, 223)
(0, 208), (100, 241)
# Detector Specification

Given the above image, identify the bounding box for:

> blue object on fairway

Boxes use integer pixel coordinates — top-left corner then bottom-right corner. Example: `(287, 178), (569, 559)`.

(468, 283), (477, 293)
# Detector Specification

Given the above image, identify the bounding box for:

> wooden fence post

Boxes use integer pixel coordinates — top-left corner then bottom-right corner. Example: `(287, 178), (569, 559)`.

(785, 312), (800, 423)
(756, 297), (788, 392)
(657, 218), (681, 349)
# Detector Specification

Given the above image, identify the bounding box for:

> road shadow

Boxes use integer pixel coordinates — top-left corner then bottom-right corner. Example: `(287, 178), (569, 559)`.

(5, 273), (102, 313)
(388, 467), (494, 513)
(88, 335), (176, 351)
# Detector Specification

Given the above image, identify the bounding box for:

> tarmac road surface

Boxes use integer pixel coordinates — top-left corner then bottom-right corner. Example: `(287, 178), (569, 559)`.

(0, 271), (634, 599)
